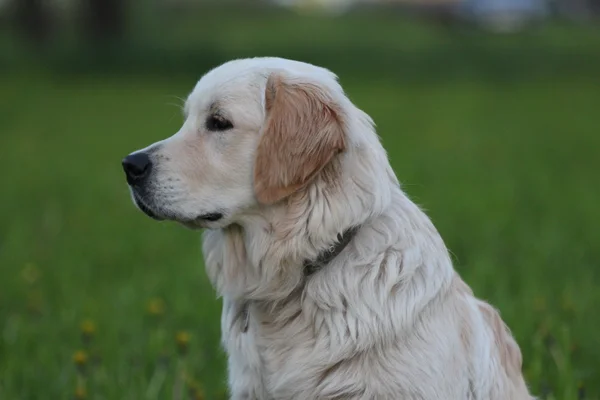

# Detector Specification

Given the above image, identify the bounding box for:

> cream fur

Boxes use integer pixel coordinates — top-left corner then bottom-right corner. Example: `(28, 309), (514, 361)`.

(125, 57), (533, 400)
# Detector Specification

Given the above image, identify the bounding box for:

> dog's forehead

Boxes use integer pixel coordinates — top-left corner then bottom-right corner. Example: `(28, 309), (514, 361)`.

(186, 66), (265, 114)
(186, 58), (340, 109)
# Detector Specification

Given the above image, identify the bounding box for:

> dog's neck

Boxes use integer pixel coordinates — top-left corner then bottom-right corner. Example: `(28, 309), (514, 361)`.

(234, 224), (360, 333)
(235, 203), (365, 301)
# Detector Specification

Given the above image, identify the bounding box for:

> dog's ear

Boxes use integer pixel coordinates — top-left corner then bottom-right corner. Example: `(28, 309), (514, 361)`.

(254, 73), (346, 205)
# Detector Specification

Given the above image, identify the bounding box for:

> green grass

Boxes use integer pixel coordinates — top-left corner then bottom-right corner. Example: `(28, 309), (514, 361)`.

(1, 10), (599, 400)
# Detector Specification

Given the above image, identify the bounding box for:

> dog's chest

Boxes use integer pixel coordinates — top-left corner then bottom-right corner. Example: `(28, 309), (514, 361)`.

(222, 298), (331, 398)
(221, 295), (477, 400)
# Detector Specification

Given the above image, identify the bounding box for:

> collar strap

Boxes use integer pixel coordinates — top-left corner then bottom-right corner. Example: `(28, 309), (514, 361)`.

(303, 225), (360, 277)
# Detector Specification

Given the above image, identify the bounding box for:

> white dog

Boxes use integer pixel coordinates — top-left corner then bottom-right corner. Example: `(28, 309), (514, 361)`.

(122, 57), (533, 399)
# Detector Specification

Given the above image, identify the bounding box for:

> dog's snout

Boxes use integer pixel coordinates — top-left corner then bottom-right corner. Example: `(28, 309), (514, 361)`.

(122, 152), (152, 185)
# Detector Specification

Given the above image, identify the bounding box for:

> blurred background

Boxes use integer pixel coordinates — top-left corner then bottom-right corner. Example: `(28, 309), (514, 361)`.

(1, 0), (599, 399)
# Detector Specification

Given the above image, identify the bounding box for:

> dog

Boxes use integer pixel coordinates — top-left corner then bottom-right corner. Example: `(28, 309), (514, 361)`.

(122, 57), (533, 399)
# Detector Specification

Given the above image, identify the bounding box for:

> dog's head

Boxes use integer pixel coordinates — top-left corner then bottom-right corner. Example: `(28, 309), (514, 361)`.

(122, 58), (351, 229)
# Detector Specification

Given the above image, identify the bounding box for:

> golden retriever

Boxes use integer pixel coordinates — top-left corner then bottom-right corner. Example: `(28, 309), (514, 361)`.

(122, 57), (533, 400)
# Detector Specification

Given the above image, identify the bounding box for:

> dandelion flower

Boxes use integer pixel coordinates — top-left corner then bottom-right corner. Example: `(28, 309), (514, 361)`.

(176, 331), (191, 356)
(80, 319), (96, 344)
(192, 388), (205, 400)
(147, 298), (166, 317)
(74, 385), (87, 400)
(185, 376), (204, 399)
(73, 350), (88, 373)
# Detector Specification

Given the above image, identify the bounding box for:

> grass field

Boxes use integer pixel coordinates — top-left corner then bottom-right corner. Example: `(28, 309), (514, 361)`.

(1, 10), (599, 400)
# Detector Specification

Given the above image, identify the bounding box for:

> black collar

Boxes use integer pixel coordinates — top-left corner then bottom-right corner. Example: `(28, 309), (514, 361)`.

(303, 225), (360, 277)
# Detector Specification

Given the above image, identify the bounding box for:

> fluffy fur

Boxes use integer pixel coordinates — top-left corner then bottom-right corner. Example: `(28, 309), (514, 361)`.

(124, 57), (533, 399)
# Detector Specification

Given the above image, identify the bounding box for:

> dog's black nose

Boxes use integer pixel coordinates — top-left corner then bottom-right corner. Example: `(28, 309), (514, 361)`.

(122, 152), (151, 184)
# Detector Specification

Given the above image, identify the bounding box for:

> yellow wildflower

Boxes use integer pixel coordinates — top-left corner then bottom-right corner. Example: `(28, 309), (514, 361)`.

(73, 350), (88, 373)
(176, 331), (191, 356)
(147, 298), (166, 316)
(80, 319), (96, 343)
(185, 376), (204, 399)
(192, 388), (205, 400)
(74, 384), (87, 400)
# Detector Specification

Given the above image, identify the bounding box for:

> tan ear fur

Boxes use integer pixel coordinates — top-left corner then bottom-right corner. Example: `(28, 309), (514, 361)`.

(254, 73), (346, 205)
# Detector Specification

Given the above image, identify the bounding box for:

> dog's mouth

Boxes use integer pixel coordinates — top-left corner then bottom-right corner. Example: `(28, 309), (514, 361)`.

(196, 213), (223, 222)
(180, 212), (224, 229)
(131, 190), (224, 226)
(132, 192), (164, 221)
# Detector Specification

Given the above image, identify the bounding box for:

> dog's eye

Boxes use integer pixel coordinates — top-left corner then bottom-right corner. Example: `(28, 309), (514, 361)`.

(206, 115), (233, 132)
